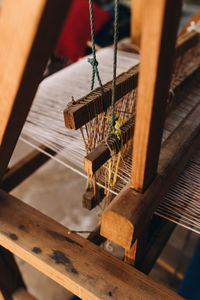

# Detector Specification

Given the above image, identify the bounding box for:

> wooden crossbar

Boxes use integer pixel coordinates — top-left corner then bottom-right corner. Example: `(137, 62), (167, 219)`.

(64, 65), (139, 130)
(63, 30), (199, 131)
(84, 64), (200, 176)
(84, 116), (135, 175)
(0, 189), (183, 300)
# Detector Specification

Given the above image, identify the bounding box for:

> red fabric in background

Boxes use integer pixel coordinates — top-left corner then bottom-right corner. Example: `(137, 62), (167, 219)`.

(55, 0), (111, 62)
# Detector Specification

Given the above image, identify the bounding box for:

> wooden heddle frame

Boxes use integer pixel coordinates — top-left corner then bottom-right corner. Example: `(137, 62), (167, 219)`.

(0, 0), (199, 299)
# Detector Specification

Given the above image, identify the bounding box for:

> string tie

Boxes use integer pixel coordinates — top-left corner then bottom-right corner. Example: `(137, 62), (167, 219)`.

(88, 57), (99, 67)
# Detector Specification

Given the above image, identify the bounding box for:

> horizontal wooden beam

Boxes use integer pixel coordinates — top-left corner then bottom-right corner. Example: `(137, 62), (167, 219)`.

(0, 147), (55, 192)
(63, 31), (199, 131)
(84, 65), (200, 175)
(0, 190), (183, 300)
(84, 116), (135, 175)
(64, 65), (139, 130)
(101, 103), (200, 249)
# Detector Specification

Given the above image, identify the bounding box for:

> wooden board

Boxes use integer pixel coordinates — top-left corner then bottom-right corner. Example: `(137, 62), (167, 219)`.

(131, 0), (182, 192)
(0, 189), (183, 300)
(0, 0), (73, 179)
(64, 65), (139, 130)
(63, 31), (199, 131)
(101, 103), (200, 249)
(131, 0), (144, 47)
(84, 116), (135, 175)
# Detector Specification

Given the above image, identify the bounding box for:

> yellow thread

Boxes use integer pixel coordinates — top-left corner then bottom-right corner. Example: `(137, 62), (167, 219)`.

(110, 150), (121, 187)
(106, 113), (128, 187)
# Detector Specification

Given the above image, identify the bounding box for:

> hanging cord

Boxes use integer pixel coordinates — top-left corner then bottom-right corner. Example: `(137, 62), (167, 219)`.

(110, 0), (119, 133)
(88, 0), (106, 110)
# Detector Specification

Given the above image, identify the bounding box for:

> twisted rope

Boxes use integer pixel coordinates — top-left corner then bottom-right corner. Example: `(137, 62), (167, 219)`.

(88, 0), (106, 110)
(110, 0), (119, 132)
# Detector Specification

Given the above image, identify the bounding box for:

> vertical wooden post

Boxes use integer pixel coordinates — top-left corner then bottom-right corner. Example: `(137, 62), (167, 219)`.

(131, 0), (182, 192)
(0, 0), (73, 179)
(0, 247), (25, 300)
(131, 0), (144, 47)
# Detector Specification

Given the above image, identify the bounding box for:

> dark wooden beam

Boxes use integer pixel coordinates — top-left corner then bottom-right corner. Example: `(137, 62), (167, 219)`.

(0, 247), (26, 300)
(0, 147), (55, 192)
(0, 189), (183, 300)
(64, 65), (139, 130)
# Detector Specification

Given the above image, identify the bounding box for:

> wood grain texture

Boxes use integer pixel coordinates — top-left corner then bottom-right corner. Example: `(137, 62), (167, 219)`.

(131, 0), (144, 47)
(131, 0), (182, 192)
(101, 103), (200, 249)
(0, 0), (73, 179)
(0, 189), (183, 300)
(64, 29), (198, 131)
(64, 65), (139, 130)
(0, 0), (46, 144)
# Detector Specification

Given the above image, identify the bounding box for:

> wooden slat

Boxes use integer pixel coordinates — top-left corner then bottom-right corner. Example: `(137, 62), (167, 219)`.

(84, 64), (200, 176)
(64, 29), (198, 131)
(131, 0), (144, 47)
(64, 65), (139, 130)
(131, 0), (182, 192)
(101, 103), (200, 249)
(0, 190), (183, 300)
(0, 0), (73, 179)
(0, 147), (55, 192)
(84, 116), (135, 175)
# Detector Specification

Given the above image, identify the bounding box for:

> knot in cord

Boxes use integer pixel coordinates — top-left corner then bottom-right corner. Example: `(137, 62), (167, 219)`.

(88, 57), (99, 67)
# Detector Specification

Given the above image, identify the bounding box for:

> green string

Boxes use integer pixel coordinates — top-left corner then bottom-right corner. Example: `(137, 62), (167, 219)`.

(88, 0), (106, 111)
(110, 0), (119, 133)
(88, 0), (119, 128)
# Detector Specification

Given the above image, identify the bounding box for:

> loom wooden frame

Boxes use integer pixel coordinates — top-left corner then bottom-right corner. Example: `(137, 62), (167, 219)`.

(63, 30), (199, 130)
(0, 0), (198, 299)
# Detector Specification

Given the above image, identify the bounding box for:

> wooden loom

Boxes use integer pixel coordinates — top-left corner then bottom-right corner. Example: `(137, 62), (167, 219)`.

(0, 0), (200, 299)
